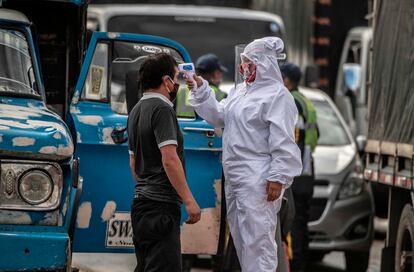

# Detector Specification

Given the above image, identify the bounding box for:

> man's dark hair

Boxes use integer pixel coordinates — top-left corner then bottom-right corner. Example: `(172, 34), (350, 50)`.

(139, 53), (177, 91)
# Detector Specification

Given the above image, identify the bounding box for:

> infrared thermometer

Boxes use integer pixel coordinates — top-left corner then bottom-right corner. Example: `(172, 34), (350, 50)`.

(179, 63), (195, 79)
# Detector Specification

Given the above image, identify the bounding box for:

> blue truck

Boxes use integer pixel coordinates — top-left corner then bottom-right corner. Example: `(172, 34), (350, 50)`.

(0, 1), (224, 270)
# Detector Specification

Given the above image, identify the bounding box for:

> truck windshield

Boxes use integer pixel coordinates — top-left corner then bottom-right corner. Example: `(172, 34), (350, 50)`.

(107, 15), (282, 82)
(313, 100), (351, 146)
(0, 28), (37, 96)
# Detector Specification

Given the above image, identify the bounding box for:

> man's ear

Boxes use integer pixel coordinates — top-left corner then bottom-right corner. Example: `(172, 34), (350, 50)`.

(161, 75), (169, 85)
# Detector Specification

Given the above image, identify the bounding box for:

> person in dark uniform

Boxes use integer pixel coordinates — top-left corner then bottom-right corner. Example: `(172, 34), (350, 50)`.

(127, 53), (201, 272)
(281, 63), (319, 272)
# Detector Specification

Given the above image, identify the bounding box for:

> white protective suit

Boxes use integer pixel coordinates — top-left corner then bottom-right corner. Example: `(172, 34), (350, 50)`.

(189, 37), (302, 271)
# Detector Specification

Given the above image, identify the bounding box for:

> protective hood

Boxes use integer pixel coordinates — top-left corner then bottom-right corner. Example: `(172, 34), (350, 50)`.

(241, 37), (284, 88)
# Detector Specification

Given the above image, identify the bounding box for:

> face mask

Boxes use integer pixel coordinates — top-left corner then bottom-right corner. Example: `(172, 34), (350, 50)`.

(239, 62), (257, 83)
(166, 77), (180, 102)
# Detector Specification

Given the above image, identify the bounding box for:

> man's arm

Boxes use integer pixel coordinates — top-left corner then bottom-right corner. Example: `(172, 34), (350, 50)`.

(129, 154), (138, 181)
(160, 145), (201, 224)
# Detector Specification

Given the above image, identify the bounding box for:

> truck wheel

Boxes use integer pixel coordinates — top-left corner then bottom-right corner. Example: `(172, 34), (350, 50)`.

(345, 251), (370, 272)
(395, 204), (414, 272)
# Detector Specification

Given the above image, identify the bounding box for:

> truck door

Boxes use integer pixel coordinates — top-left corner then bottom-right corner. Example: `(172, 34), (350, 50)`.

(69, 32), (223, 255)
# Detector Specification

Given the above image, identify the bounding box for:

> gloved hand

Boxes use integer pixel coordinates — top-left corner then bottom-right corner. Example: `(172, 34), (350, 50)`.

(266, 181), (284, 202)
(186, 74), (210, 103)
(186, 74), (203, 89)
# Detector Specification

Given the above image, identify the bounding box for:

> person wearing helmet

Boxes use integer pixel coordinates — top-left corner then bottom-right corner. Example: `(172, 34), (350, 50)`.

(186, 37), (302, 272)
(280, 62), (319, 272)
(176, 54), (227, 118)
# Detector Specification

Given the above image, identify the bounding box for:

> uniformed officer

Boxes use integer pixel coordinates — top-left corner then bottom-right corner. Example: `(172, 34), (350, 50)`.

(280, 63), (319, 272)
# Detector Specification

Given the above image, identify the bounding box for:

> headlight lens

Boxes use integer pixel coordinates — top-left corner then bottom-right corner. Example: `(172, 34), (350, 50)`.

(338, 175), (364, 199)
(338, 154), (365, 200)
(19, 170), (53, 205)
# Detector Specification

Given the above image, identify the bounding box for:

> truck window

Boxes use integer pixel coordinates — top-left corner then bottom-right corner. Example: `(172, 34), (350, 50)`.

(343, 40), (362, 118)
(0, 29), (38, 96)
(107, 15), (282, 83)
(313, 100), (351, 146)
(82, 43), (109, 101)
(110, 41), (184, 115)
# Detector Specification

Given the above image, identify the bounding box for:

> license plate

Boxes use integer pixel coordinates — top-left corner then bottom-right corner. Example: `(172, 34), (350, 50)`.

(105, 212), (134, 248)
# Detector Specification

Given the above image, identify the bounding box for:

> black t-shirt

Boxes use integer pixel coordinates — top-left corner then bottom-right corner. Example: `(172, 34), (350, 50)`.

(127, 92), (184, 205)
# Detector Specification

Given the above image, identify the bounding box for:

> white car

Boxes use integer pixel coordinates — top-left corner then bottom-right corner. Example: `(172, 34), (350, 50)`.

(301, 87), (374, 271)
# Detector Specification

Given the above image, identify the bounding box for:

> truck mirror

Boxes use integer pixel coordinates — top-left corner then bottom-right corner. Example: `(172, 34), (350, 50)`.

(304, 65), (319, 88)
(343, 63), (362, 93)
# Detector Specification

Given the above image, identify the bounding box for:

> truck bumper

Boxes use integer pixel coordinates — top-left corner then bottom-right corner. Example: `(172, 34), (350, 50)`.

(0, 230), (69, 271)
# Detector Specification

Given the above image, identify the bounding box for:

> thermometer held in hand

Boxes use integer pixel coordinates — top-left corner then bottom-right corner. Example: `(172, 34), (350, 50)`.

(179, 63), (195, 79)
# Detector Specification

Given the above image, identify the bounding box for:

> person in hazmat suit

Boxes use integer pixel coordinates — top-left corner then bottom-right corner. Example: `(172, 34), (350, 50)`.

(185, 37), (302, 272)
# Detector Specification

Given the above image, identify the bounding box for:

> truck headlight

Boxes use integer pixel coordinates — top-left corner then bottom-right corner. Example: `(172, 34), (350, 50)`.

(19, 170), (53, 205)
(0, 160), (63, 210)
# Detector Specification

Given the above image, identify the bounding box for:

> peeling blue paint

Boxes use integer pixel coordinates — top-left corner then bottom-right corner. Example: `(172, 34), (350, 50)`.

(0, 97), (74, 160)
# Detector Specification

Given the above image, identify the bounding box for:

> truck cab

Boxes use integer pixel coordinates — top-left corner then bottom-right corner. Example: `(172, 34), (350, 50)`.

(335, 27), (372, 141)
(0, 7), (79, 271)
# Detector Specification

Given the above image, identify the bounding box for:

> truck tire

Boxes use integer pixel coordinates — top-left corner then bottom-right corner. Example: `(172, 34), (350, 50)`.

(345, 251), (370, 272)
(395, 204), (414, 272)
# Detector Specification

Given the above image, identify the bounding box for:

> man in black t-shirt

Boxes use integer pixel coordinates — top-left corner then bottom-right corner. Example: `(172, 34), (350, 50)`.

(127, 53), (201, 272)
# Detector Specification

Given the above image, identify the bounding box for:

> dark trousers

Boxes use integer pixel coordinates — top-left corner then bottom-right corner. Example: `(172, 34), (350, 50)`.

(131, 199), (182, 272)
(291, 176), (314, 271)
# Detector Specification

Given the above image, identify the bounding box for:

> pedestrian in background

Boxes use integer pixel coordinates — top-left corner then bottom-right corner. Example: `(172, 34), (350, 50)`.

(281, 62), (319, 272)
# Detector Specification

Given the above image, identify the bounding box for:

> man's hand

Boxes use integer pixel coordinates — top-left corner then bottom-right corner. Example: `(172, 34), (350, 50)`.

(185, 74), (203, 89)
(266, 181), (283, 202)
(184, 199), (201, 224)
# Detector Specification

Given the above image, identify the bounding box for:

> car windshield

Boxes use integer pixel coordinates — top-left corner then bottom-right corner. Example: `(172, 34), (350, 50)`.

(0, 28), (37, 96)
(107, 15), (282, 82)
(312, 100), (351, 146)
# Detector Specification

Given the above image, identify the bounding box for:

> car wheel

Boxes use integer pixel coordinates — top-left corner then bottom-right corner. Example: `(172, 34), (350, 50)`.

(345, 251), (370, 272)
(395, 204), (414, 272)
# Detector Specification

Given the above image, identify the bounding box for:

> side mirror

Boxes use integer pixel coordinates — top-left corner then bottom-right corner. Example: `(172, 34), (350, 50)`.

(343, 63), (362, 93)
(304, 65), (319, 88)
(356, 135), (367, 153)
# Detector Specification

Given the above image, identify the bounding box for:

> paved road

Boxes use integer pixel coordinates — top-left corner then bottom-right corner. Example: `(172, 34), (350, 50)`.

(74, 239), (383, 272)
(191, 239), (383, 272)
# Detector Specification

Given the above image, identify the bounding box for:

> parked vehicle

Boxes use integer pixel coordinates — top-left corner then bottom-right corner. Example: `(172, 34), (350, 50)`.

(335, 27), (372, 139)
(69, 31), (229, 269)
(363, 0), (414, 271)
(301, 87), (374, 271)
(0, 1), (86, 270)
(87, 4), (285, 93)
(0, 1), (225, 271)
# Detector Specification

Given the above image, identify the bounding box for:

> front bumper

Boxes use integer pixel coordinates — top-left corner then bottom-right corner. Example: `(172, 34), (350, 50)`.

(309, 184), (374, 252)
(0, 229), (69, 271)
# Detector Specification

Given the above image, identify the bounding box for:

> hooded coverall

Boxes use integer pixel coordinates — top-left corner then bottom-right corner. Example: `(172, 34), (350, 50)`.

(188, 37), (302, 271)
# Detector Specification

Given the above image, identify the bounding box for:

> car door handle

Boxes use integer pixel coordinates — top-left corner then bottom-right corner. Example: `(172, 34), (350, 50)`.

(182, 127), (215, 138)
(111, 127), (128, 144)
